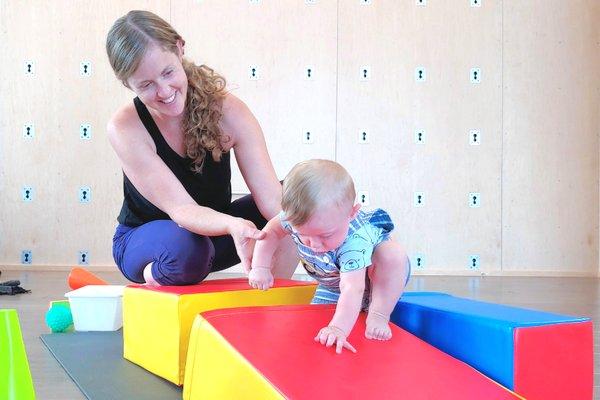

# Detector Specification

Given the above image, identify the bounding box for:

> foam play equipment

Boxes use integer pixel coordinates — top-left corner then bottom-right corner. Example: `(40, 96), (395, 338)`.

(0, 309), (36, 400)
(391, 292), (593, 400)
(67, 267), (108, 290)
(183, 305), (523, 400)
(123, 278), (316, 385)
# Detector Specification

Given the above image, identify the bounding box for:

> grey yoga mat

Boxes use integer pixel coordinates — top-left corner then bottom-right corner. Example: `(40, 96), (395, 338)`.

(40, 331), (181, 400)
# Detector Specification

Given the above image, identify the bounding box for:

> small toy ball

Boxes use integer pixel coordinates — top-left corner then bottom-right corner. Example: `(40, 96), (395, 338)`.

(45, 306), (73, 333)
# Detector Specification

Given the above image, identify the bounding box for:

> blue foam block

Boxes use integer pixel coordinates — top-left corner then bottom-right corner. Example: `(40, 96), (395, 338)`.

(391, 292), (589, 389)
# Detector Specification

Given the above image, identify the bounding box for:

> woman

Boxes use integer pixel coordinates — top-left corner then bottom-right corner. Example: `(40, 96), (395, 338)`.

(106, 10), (297, 285)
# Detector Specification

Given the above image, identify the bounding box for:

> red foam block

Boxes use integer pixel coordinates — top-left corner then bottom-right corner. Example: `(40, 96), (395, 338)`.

(514, 321), (593, 400)
(202, 305), (521, 400)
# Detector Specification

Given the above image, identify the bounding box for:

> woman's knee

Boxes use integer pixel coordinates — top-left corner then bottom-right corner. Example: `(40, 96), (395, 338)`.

(152, 233), (215, 285)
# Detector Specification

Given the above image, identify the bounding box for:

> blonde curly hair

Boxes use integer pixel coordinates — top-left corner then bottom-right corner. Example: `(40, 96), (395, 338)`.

(106, 10), (227, 173)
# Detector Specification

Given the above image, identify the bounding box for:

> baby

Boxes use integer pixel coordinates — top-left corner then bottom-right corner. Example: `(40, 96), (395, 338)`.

(249, 159), (410, 354)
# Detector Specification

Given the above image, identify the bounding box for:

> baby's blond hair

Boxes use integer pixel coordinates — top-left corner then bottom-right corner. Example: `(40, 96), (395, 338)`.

(282, 159), (356, 226)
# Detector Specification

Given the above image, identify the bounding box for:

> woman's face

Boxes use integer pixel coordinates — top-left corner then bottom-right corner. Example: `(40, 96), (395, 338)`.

(127, 43), (188, 118)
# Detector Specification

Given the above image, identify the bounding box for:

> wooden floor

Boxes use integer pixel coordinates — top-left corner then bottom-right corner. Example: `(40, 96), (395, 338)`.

(1, 269), (598, 399)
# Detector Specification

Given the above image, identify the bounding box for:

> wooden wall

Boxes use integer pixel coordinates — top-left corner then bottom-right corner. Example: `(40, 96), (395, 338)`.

(1, 0), (598, 276)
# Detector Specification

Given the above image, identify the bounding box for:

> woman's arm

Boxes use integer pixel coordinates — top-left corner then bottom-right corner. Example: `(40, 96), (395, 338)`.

(107, 105), (264, 269)
(220, 94), (282, 219)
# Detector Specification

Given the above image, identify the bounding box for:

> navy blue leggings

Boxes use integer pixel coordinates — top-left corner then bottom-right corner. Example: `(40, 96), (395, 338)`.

(112, 194), (267, 285)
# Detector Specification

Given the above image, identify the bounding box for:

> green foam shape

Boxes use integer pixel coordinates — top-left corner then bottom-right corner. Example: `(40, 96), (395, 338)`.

(0, 309), (36, 400)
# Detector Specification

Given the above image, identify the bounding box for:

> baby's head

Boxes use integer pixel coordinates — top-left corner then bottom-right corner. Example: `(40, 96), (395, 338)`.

(282, 159), (360, 252)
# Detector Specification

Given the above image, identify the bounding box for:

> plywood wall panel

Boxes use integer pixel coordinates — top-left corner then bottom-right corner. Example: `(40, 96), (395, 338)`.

(502, 1), (599, 273)
(337, 1), (502, 273)
(172, 0), (337, 192)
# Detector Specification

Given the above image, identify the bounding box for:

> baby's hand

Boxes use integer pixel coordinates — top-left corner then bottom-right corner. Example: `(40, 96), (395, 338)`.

(314, 326), (357, 354)
(248, 266), (274, 291)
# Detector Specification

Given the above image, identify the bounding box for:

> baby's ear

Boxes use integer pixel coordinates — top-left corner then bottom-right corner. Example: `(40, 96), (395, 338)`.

(350, 203), (361, 219)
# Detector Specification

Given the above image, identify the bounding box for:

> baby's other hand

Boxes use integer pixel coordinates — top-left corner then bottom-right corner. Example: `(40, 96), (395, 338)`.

(314, 326), (357, 354)
(248, 266), (274, 291)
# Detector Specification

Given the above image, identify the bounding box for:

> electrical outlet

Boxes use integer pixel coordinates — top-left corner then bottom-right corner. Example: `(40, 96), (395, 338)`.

(415, 67), (426, 82)
(80, 61), (92, 77)
(24, 60), (35, 76)
(413, 254), (426, 270)
(358, 130), (369, 144)
(469, 129), (481, 145)
(302, 130), (314, 144)
(249, 65), (260, 80)
(414, 192), (425, 207)
(360, 0), (372, 4)
(78, 251), (90, 265)
(470, 0), (482, 7)
(415, 129), (425, 144)
(22, 186), (33, 202)
(79, 187), (92, 203)
(23, 123), (35, 139)
(80, 123), (92, 140)
(470, 67), (481, 83)
(305, 66), (314, 80)
(416, 0), (427, 5)
(21, 250), (32, 265)
(357, 191), (370, 206)
(359, 66), (371, 81)
(468, 255), (480, 270)
(469, 192), (481, 208)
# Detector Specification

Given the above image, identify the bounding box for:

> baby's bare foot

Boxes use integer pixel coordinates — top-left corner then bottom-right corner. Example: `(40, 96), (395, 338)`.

(365, 311), (392, 340)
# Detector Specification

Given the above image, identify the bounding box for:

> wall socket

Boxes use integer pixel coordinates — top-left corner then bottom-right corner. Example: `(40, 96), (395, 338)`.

(305, 66), (314, 80)
(24, 60), (35, 76)
(79, 187), (92, 203)
(80, 123), (92, 140)
(23, 123), (35, 139)
(21, 250), (32, 264)
(22, 186), (34, 202)
(469, 129), (481, 145)
(358, 130), (369, 144)
(78, 251), (90, 265)
(415, 130), (425, 144)
(249, 65), (260, 80)
(414, 192), (425, 207)
(302, 130), (314, 144)
(80, 61), (92, 77)
(360, 66), (371, 81)
(469, 192), (481, 208)
(357, 191), (370, 206)
(416, 0), (427, 5)
(413, 254), (426, 270)
(470, 67), (481, 83)
(469, 255), (480, 270)
(415, 67), (426, 82)
(470, 0), (482, 7)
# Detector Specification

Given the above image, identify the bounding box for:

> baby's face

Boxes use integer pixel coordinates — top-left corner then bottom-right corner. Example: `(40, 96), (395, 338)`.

(292, 202), (360, 253)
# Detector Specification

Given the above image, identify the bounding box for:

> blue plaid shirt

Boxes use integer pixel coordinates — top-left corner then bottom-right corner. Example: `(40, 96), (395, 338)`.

(281, 208), (394, 304)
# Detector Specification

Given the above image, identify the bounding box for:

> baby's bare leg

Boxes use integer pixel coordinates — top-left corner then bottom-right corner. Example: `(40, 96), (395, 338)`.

(366, 241), (409, 340)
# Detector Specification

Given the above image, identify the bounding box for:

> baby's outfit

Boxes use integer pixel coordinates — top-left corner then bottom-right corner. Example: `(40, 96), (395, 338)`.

(281, 208), (395, 307)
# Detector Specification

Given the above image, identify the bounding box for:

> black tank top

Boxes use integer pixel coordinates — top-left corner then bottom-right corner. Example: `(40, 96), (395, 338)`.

(117, 97), (232, 227)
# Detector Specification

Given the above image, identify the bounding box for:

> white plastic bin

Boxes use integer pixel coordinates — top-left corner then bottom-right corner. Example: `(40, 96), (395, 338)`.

(65, 285), (126, 331)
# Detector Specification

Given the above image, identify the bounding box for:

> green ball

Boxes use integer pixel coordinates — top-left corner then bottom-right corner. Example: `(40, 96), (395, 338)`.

(45, 306), (73, 333)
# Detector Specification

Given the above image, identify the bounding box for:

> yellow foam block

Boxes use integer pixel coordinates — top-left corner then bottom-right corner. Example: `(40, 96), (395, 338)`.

(123, 278), (316, 385)
(184, 314), (282, 400)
